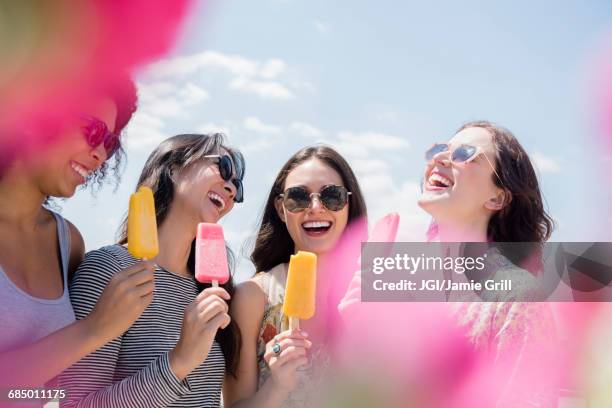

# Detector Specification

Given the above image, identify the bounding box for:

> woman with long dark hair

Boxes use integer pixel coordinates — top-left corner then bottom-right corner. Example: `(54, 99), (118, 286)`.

(417, 120), (557, 405)
(0, 77), (152, 397)
(337, 120), (558, 406)
(60, 133), (245, 408)
(225, 145), (367, 408)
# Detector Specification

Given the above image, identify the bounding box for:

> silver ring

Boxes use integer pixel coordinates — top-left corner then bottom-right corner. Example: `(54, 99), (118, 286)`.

(272, 342), (282, 355)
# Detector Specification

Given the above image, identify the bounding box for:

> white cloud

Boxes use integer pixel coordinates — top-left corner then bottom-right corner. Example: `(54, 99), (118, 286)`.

(125, 111), (168, 152)
(314, 20), (331, 34)
(531, 151), (561, 173)
(178, 82), (210, 104)
(229, 77), (294, 99)
(147, 51), (259, 78)
(138, 81), (209, 118)
(243, 116), (282, 135)
(145, 51), (298, 100)
(259, 59), (286, 79)
(289, 122), (324, 139)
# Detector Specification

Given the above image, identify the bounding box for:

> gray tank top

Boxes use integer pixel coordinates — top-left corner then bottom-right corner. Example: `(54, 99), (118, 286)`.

(0, 211), (76, 353)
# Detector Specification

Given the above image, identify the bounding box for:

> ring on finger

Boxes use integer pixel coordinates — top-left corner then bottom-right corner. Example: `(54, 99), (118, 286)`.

(272, 340), (282, 355)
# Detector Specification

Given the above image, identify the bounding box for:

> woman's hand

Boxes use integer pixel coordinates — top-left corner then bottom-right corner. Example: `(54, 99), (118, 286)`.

(86, 261), (156, 341)
(169, 287), (231, 380)
(263, 329), (312, 393)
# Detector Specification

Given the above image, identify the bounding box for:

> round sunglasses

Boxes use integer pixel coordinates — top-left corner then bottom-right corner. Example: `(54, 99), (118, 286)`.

(279, 185), (351, 213)
(81, 116), (121, 159)
(204, 154), (244, 203)
(425, 143), (504, 186)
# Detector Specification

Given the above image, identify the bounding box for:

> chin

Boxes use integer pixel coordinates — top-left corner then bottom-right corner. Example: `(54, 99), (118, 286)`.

(57, 183), (78, 199)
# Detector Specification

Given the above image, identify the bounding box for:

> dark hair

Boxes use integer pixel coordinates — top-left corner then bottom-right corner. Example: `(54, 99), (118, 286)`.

(86, 74), (138, 191)
(251, 145), (367, 273)
(117, 133), (245, 377)
(428, 121), (554, 272)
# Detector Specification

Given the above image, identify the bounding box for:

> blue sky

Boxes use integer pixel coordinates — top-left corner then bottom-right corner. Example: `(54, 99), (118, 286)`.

(62, 0), (612, 281)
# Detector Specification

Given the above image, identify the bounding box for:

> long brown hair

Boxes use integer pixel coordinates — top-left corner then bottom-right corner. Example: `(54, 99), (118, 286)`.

(428, 121), (554, 272)
(117, 133), (245, 377)
(251, 145), (367, 273)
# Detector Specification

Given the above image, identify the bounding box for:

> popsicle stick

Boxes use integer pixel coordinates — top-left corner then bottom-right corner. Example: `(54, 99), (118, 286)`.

(212, 279), (219, 287)
(289, 317), (299, 331)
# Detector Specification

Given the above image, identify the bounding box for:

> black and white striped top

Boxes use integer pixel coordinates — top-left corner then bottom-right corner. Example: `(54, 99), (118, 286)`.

(59, 245), (225, 408)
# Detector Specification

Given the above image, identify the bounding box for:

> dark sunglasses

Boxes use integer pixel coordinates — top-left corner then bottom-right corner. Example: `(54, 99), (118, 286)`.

(205, 154), (244, 203)
(81, 116), (121, 159)
(425, 143), (504, 185)
(279, 185), (351, 213)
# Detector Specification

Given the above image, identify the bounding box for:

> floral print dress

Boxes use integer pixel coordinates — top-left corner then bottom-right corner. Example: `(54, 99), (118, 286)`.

(252, 263), (330, 408)
(451, 249), (559, 407)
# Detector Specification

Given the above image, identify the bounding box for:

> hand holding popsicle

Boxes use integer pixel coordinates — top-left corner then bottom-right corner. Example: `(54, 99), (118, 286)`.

(195, 223), (230, 287)
(263, 329), (312, 392)
(282, 251), (317, 331)
(169, 286), (231, 380)
(87, 261), (156, 341)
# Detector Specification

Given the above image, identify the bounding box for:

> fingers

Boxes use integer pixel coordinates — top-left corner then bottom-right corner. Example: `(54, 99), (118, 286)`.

(267, 344), (309, 369)
(125, 268), (155, 286)
(273, 329), (309, 343)
(264, 340), (311, 363)
(124, 261), (157, 276)
(133, 280), (155, 298)
(195, 287), (231, 302)
(206, 311), (231, 330)
(198, 296), (230, 320)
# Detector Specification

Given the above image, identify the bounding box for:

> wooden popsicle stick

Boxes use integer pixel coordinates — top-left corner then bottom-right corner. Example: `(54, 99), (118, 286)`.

(212, 280), (219, 287)
(289, 317), (299, 331)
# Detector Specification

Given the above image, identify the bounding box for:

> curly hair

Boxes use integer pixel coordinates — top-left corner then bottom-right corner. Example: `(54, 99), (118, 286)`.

(84, 75), (138, 192)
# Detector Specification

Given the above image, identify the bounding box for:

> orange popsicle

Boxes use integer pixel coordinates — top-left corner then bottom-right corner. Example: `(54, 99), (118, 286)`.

(127, 186), (159, 260)
(282, 251), (317, 329)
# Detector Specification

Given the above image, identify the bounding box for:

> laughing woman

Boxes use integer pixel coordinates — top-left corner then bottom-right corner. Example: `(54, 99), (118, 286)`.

(0, 78), (157, 398)
(418, 120), (558, 406)
(60, 134), (245, 408)
(225, 145), (367, 408)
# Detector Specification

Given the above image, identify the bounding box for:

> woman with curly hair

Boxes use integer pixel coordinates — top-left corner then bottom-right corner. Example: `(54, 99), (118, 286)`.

(0, 77), (154, 398)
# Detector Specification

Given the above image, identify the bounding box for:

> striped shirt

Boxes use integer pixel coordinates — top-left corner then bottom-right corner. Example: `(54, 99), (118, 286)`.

(59, 245), (225, 408)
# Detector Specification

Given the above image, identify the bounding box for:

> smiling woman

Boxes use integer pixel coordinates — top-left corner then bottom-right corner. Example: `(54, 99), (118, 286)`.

(225, 145), (367, 408)
(0, 76), (147, 400)
(60, 133), (245, 408)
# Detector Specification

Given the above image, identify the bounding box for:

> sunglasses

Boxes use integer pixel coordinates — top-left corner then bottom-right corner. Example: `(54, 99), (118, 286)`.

(81, 116), (121, 159)
(204, 155), (244, 203)
(279, 185), (351, 213)
(425, 143), (504, 186)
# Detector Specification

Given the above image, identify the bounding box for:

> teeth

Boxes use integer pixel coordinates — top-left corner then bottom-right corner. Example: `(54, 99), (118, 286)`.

(303, 221), (331, 228)
(428, 173), (452, 187)
(71, 162), (90, 179)
(207, 192), (226, 211)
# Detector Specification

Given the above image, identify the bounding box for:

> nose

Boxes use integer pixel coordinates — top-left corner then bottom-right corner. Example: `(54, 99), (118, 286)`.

(432, 150), (451, 167)
(308, 194), (325, 213)
(89, 143), (107, 167)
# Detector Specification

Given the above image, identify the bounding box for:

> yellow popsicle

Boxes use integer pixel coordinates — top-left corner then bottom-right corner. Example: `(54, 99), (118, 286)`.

(127, 186), (159, 259)
(282, 251), (317, 323)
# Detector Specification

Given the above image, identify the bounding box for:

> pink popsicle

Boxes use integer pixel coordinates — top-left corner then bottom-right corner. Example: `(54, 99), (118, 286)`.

(369, 213), (400, 242)
(195, 223), (229, 286)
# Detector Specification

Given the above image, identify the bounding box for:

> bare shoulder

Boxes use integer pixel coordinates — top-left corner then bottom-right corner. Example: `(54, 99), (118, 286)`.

(232, 279), (267, 316)
(64, 219), (85, 281)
